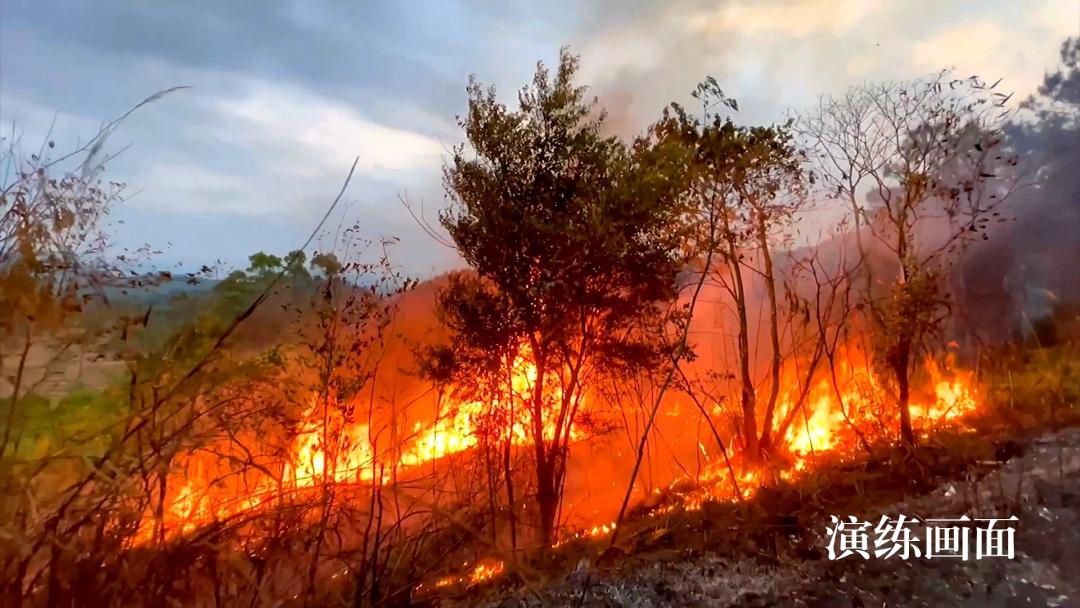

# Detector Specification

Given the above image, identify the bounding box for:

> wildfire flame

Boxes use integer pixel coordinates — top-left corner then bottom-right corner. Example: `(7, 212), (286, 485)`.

(137, 343), (584, 544)
(655, 348), (981, 513)
(433, 559), (506, 589)
(136, 342), (981, 565)
(783, 351), (978, 459)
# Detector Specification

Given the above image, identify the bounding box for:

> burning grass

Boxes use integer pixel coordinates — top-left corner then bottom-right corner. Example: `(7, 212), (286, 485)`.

(132, 341), (589, 546)
(423, 343), (1079, 604)
(140, 340), (981, 545)
(30, 328), (1058, 608)
(7, 296), (1076, 607)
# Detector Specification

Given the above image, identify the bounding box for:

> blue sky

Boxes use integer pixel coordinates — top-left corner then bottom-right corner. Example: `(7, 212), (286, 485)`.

(1, 0), (1075, 279)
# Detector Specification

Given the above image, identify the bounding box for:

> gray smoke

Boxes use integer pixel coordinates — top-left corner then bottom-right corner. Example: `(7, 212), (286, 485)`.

(959, 37), (1080, 343)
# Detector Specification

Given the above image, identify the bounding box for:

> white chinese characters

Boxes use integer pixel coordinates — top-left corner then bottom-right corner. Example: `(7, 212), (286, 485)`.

(826, 515), (1018, 561)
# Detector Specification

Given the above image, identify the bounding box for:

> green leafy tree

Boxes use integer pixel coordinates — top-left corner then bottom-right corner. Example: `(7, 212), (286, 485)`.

(433, 49), (689, 545)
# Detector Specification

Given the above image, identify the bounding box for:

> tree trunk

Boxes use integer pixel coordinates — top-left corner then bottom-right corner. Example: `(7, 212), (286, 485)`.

(727, 233), (757, 461)
(755, 217), (783, 457)
(503, 435), (517, 551)
(527, 340), (557, 546)
(535, 455), (557, 546)
(894, 338), (915, 446)
(504, 357), (518, 551)
(894, 219), (915, 447)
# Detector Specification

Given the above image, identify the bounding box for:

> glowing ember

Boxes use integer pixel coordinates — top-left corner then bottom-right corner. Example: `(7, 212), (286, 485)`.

(434, 559), (505, 588)
(553, 521), (617, 547)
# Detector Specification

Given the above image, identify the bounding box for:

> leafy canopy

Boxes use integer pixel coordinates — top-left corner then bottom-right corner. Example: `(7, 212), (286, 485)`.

(439, 49), (690, 375)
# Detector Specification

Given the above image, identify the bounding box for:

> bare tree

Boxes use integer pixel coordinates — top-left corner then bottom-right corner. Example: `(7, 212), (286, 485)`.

(796, 71), (1029, 445)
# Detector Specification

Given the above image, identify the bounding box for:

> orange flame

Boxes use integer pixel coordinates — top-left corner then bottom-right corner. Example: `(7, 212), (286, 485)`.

(646, 347), (981, 516)
(138, 340), (980, 567)
(434, 559), (505, 588)
(138, 342), (585, 544)
(783, 351), (979, 459)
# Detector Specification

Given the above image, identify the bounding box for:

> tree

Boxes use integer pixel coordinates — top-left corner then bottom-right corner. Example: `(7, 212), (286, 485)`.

(310, 251), (343, 278)
(797, 72), (1027, 445)
(655, 80), (806, 462)
(434, 49), (688, 545)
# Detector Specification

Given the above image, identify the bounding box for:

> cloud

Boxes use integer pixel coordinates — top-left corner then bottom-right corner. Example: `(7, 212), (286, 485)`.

(912, 4), (1079, 99)
(0, 93), (106, 165)
(2, 0), (1074, 277)
(687, 0), (881, 38)
(134, 162), (262, 215)
(912, 21), (1009, 77)
(213, 79), (446, 179)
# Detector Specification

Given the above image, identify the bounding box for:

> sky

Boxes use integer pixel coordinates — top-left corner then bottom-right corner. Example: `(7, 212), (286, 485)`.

(1, 0), (1076, 280)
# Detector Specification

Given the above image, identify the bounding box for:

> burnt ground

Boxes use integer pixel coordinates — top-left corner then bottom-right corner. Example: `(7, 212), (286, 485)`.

(469, 426), (1080, 608)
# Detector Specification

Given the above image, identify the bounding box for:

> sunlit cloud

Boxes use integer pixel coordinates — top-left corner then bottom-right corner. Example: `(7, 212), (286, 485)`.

(214, 79), (446, 179)
(912, 4), (1078, 99)
(687, 0), (882, 38)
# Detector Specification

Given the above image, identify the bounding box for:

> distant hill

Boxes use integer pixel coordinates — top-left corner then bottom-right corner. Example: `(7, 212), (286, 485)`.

(101, 277), (220, 306)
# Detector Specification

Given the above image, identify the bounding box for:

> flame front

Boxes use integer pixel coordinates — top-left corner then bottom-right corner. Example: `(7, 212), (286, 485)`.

(138, 342), (981, 554)
(644, 346), (981, 514)
(137, 342), (583, 543)
(783, 350), (978, 460)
